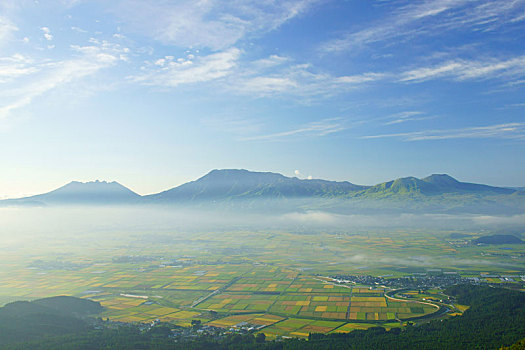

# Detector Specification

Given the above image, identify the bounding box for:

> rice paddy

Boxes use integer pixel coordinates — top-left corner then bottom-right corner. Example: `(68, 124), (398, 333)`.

(0, 227), (521, 338)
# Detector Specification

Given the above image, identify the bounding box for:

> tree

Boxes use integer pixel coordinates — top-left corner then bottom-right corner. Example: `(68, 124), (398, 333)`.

(256, 332), (266, 343)
(191, 319), (201, 330)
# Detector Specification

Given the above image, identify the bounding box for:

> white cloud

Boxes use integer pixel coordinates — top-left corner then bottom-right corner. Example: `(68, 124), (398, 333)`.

(134, 50), (525, 100)
(232, 60), (385, 98)
(240, 118), (346, 141)
(41, 26), (53, 41)
(321, 0), (525, 52)
(503, 102), (525, 108)
(109, 0), (320, 50)
(335, 73), (387, 84)
(383, 111), (432, 125)
(0, 41), (128, 119)
(71, 26), (87, 33)
(251, 55), (290, 69)
(237, 76), (298, 94)
(132, 47), (385, 98)
(132, 47), (241, 87)
(362, 123), (525, 141)
(0, 54), (38, 83)
(400, 55), (525, 82)
(0, 16), (18, 45)
(400, 62), (463, 81)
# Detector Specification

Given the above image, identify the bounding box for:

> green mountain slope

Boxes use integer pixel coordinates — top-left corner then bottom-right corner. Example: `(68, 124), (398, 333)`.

(146, 169), (366, 202)
(1, 170), (523, 214)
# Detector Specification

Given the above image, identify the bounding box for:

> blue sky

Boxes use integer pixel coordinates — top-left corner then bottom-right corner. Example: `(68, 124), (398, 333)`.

(1, 0), (525, 197)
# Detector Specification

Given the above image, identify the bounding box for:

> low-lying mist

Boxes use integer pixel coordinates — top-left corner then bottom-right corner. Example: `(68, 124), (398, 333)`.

(1, 205), (523, 245)
(1, 204), (524, 284)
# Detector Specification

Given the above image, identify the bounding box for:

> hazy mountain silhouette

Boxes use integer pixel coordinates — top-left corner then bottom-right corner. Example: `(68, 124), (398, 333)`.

(4, 180), (140, 206)
(360, 174), (515, 197)
(1, 170), (523, 214)
(146, 169), (366, 202)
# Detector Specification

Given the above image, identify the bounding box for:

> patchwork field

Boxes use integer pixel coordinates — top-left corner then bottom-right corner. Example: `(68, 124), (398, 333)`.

(259, 318), (346, 339)
(0, 223), (522, 338)
(206, 313), (284, 329)
(198, 292), (279, 312)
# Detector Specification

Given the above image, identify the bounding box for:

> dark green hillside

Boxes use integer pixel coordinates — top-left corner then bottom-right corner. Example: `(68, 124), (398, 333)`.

(473, 234), (524, 245)
(361, 174), (515, 198)
(360, 176), (437, 197)
(32, 295), (104, 316)
(0, 296), (102, 346)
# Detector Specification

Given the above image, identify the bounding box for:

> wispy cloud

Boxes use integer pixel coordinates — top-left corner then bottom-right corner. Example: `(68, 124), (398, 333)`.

(382, 111), (433, 125)
(400, 55), (525, 82)
(0, 54), (38, 83)
(321, 0), (525, 52)
(232, 53), (525, 97)
(232, 58), (386, 98)
(201, 115), (264, 136)
(134, 49), (386, 97)
(251, 55), (290, 69)
(0, 15), (17, 46)
(110, 0), (320, 50)
(0, 40), (128, 119)
(362, 123), (525, 141)
(502, 102), (525, 108)
(335, 73), (388, 84)
(135, 50), (525, 98)
(132, 48), (241, 87)
(71, 26), (88, 33)
(240, 118), (346, 141)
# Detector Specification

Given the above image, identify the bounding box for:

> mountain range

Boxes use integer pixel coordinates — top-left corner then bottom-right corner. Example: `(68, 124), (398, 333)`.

(2, 169), (524, 214)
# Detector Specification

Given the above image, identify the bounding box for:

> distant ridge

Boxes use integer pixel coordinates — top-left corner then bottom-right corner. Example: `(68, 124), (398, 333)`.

(1, 170), (523, 214)
(146, 169), (366, 202)
(361, 174), (515, 197)
(4, 180), (140, 206)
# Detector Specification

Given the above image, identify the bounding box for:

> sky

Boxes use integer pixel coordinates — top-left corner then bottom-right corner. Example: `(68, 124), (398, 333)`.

(1, 0), (525, 198)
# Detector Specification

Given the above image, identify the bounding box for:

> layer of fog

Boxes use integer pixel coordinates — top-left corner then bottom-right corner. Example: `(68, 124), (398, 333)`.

(0, 207), (523, 273)
(1, 206), (523, 244)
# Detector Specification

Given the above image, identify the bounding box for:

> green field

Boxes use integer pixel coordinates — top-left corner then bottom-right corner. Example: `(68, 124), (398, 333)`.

(0, 223), (523, 338)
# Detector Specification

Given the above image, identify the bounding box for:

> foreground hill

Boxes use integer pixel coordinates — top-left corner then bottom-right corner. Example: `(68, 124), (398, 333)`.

(0, 296), (102, 346)
(473, 235), (524, 245)
(1, 170), (523, 214)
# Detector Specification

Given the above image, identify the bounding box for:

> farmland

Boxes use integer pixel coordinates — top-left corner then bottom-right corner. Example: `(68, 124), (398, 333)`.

(0, 210), (523, 338)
